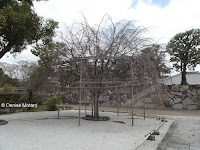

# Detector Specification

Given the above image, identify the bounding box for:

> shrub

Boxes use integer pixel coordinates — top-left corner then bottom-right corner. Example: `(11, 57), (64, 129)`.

(3, 84), (13, 93)
(46, 95), (61, 111)
(0, 93), (23, 104)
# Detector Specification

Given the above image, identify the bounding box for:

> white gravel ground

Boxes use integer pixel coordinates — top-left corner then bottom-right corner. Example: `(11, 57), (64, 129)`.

(0, 110), (173, 150)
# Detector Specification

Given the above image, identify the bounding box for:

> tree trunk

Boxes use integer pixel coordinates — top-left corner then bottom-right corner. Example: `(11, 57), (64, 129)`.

(28, 90), (33, 110)
(0, 43), (13, 59)
(94, 90), (99, 120)
(93, 59), (99, 120)
(181, 63), (187, 85)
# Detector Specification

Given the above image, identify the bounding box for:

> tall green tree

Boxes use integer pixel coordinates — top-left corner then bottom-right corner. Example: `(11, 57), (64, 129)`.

(166, 29), (200, 85)
(0, 0), (58, 58)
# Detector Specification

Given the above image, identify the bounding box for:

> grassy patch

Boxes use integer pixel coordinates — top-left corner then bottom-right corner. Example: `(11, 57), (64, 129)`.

(23, 105), (48, 112)
(60, 105), (74, 110)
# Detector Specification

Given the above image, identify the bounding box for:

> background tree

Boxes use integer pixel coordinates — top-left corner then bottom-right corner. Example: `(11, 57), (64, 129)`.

(166, 29), (200, 85)
(0, 68), (20, 87)
(0, 61), (37, 82)
(140, 44), (170, 78)
(0, 0), (58, 58)
(27, 41), (63, 105)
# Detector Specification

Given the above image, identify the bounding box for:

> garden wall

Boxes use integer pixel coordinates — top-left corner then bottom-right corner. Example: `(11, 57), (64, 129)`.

(62, 85), (200, 110)
(163, 85), (200, 110)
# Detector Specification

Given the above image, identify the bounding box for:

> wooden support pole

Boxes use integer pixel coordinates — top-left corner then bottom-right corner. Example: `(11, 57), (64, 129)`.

(117, 88), (120, 116)
(91, 98), (94, 117)
(131, 86), (134, 126)
(133, 120), (166, 150)
(130, 58), (134, 126)
(57, 94), (61, 119)
(144, 102), (146, 120)
(58, 99), (60, 119)
(79, 59), (83, 126)
(142, 65), (146, 120)
(94, 89), (98, 120)
(85, 90), (87, 116)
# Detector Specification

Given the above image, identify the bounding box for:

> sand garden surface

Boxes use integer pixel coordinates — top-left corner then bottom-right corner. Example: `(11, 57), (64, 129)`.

(0, 109), (174, 150)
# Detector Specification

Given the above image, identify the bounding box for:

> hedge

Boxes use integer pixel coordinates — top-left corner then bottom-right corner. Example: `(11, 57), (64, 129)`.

(0, 93), (27, 104)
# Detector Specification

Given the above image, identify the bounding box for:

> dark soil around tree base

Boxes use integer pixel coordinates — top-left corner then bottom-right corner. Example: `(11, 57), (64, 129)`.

(82, 115), (110, 121)
(0, 120), (8, 125)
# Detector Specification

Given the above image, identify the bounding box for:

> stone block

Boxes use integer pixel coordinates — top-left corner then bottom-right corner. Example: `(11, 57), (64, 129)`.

(99, 96), (110, 102)
(197, 96), (200, 102)
(146, 104), (156, 108)
(168, 94), (175, 99)
(101, 102), (110, 107)
(120, 102), (125, 107)
(190, 90), (197, 96)
(171, 85), (179, 92)
(143, 98), (152, 103)
(191, 96), (198, 102)
(180, 85), (189, 92)
(182, 97), (195, 106)
(173, 104), (183, 109)
(181, 94), (186, 100)
(124, 99), (131, 107)
(170, 91), (182, 97)
(197, 89), (200, 95)
(114, 88), (130, 94)
(164, 98), (174, 107)
(152, 96), (162, 104)
(174, 97), (181, 104)
(188, 105), (197, 110)
(135, 101), (142, 107)
(186, 92), (192, 98)
(110, 101), (117, 107)
(197, 102), (200, 109)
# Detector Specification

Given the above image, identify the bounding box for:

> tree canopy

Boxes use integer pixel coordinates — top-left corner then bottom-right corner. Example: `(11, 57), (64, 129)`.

(0, 0), (58, 59)
(166, 29), (200, 84)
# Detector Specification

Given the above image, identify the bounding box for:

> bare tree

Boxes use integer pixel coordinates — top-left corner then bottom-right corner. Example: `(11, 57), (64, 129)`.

(57, 15), (156, 120)
(32, 15), (164, 120)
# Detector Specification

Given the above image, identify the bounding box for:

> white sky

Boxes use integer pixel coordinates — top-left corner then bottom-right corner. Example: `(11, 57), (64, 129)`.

(1, 0), (200, 73)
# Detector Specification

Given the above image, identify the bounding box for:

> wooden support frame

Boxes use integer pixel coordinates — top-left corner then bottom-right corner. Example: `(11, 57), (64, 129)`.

(130, 58), (134, 126)
(117, 88), (120, 116)
(78, 59), (83, 126)
(85, 90), (87, 115)
(65, 55), (162, 127)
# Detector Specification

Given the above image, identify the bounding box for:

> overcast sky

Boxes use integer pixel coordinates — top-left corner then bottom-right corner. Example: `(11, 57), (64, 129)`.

(1, 0), (200, 73)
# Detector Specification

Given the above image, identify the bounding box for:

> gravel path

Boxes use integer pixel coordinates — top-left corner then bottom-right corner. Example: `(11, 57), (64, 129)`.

(0, 110), (173, 150)
(157, 116), (200, 150)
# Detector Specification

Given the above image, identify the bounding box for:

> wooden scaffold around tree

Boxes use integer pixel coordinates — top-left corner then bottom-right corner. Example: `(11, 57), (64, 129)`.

(62, 55), (164, 126)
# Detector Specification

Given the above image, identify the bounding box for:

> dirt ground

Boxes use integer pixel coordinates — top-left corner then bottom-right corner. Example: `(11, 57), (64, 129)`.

(69, 105), (200, 117)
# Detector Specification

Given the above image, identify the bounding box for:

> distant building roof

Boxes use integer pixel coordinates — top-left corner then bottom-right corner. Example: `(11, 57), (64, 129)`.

(162, 71), (200, 85)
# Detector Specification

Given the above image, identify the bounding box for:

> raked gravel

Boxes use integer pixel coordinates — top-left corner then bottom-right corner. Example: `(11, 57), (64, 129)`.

(0, 110), (173, 150)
